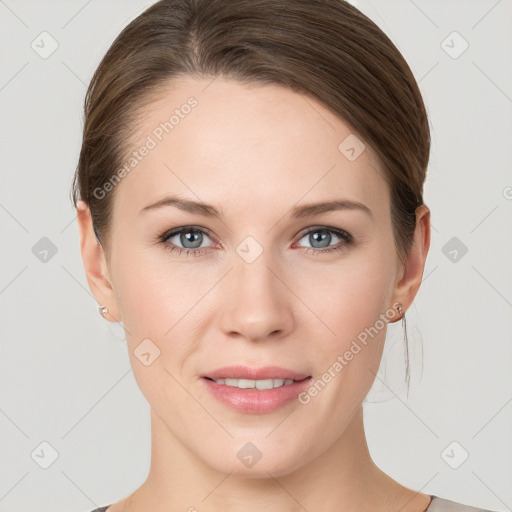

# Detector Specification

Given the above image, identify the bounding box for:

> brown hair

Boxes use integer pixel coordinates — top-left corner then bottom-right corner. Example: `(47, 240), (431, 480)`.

(71, 0), (431, 387)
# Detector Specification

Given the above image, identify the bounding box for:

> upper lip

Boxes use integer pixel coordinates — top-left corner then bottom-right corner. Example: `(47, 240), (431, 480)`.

(203, 365), (310, 381)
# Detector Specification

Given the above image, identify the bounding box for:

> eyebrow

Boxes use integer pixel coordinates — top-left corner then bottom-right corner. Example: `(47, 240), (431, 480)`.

(140, 196), (373, 219)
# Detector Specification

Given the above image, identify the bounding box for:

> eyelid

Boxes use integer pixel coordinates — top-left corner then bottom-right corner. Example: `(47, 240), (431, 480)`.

(295, 225), (352, 241)
(296, 225), (354, 245)
(161, 225), (216, 241)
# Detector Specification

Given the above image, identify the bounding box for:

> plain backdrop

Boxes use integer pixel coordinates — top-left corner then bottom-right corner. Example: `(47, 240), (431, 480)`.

(0, 1), (511, 511)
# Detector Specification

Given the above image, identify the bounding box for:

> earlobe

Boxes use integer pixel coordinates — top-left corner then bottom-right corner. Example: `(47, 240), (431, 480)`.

(390, 204), (431, 317)
(76, 200), (122, 323)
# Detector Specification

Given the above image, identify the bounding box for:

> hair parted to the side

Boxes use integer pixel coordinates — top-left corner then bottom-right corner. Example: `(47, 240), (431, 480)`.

(70, 0), (431, 388)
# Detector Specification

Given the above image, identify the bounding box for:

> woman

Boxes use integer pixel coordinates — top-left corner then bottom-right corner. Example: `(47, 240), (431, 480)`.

(72, 0), (498, 510)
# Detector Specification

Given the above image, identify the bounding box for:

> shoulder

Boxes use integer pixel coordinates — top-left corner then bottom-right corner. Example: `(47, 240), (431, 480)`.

(427, 496), (498, 512)
(87, 507), (111, 512)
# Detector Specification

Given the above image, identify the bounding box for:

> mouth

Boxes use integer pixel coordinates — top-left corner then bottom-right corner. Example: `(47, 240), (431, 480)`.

(201, 365), (312, 414)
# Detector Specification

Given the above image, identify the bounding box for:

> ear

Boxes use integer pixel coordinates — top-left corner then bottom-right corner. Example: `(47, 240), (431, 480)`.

(389, 204), (431, 322)
(76, 200), (122, 323)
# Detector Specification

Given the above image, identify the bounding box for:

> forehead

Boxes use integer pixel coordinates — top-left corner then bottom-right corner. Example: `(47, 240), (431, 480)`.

(112, 76), (389, 221)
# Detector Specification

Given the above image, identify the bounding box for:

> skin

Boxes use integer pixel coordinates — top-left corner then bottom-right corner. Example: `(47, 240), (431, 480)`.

(77, 76), (431, 512)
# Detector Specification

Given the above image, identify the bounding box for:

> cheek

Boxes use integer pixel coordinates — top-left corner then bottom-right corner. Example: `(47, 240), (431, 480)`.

(291, 255), (396, 415)
(110, 248), (216, 388)
(111, 245), (206, 336)
(298, 249), (395, 349)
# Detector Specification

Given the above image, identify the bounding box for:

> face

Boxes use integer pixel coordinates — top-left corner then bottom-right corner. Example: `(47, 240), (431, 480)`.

(81, 76), (424, 477)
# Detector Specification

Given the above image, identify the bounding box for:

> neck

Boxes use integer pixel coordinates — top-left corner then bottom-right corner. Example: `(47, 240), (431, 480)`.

(122, 405), (428, 512)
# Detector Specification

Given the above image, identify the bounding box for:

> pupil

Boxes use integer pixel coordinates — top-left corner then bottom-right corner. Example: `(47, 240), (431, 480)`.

(311, 230), (330, 248)
(182, 230), (202, 249)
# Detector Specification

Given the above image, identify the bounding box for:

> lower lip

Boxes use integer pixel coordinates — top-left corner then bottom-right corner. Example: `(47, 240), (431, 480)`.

(202, 377), (312, 414)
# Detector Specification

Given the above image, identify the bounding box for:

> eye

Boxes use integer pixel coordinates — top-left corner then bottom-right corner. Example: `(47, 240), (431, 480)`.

(159, 226), (215, 256)
(294, 226), (353, 255)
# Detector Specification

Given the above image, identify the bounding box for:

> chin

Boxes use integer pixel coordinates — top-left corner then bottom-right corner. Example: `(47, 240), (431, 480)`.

(199, 438), (310, 479)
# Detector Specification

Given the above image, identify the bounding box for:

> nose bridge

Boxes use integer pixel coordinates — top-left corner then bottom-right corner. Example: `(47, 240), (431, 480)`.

(217, 238), (293, 341)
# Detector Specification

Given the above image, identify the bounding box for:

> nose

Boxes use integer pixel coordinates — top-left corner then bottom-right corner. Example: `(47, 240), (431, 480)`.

(217, 248), (294, 343)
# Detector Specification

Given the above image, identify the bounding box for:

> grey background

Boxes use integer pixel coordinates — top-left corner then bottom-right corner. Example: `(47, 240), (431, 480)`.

(0, 0), (511, 511)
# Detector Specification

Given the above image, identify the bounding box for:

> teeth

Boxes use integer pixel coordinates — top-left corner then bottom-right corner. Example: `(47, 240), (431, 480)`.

(214, 378), (295, 389)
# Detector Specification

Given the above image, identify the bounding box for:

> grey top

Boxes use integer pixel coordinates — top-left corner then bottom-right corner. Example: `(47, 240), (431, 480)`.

(88, 495), (498, 511)
(426, 496), (496, 511)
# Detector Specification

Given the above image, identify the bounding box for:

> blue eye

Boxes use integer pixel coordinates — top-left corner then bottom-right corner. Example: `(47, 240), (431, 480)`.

(160, 227), (214, 257)
(159, 226), (353, 257)
(295, 226), (353, 255)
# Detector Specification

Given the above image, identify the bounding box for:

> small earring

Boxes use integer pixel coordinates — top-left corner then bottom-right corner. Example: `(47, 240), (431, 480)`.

(396, 303), (404, 318)
(99, 305), (109, 317)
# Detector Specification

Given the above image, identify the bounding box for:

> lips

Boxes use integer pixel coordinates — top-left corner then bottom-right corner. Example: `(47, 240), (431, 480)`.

(203, 365), (310, 381)
(201, 365), (312, 413)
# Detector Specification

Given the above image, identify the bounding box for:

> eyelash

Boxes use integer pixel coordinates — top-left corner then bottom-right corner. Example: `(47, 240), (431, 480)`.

(159, 225), (353, 257)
